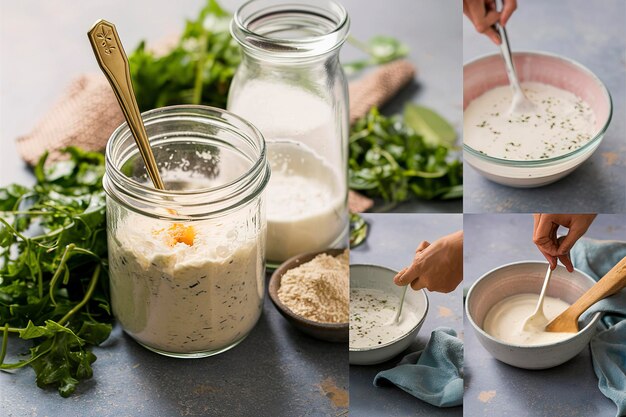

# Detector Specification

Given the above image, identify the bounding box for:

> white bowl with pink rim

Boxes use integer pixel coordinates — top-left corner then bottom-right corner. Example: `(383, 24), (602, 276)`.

(463, 51), (612, 188)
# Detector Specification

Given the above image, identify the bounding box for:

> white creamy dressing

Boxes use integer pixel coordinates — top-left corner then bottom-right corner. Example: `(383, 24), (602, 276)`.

(464, 82), (596, 160)
(483, 293), (576, 346)
(350, 288), (419, 349)
(109, 213), (264, 354)
(229, 81), (346, 262)
(265, 142), (345, 261)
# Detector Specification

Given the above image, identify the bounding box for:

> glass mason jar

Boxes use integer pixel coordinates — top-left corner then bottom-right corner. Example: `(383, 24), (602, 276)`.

(228, 0), (350, 264)
(103, 106), (270, 358)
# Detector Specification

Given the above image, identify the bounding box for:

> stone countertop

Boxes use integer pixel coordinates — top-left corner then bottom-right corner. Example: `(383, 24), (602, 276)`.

(462, 0), (626, 213)
(350, 213), (463, 416)
(463, 213), (625, 417)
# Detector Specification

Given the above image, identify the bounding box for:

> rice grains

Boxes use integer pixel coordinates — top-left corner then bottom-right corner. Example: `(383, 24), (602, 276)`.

(277, 250), (349, 323)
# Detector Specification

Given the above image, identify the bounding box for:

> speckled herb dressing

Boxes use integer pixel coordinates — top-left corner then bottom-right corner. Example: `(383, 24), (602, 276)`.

(349, 288), (419, 349)
(464, 82), (596, 160)
(108, 214), (264, 354)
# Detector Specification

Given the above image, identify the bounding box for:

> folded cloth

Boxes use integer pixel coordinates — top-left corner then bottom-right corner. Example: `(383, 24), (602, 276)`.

(571, 238), (626, 417)
(16, 74), (124, 166)
(373, 327), (463, 408)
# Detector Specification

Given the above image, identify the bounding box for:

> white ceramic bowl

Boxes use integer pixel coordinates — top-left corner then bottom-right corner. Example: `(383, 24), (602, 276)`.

(466, 261), (602, 370)
(463, 51), (612, 188)
(349, 264), (428, 365)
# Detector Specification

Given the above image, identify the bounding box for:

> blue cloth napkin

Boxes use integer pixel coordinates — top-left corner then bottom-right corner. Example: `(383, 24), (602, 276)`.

(373, 327), (463, 408)
(571, 238), (626, 417)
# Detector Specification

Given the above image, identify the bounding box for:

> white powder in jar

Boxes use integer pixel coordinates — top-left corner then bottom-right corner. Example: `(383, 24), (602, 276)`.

(108, 213), (264, 354)
(229, 81), (347, 263)
(277, 250), (349, 323)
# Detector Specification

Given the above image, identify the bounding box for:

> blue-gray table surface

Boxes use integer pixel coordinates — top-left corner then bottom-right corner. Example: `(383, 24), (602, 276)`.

(464, 214), (625, 417)
(462, 0), (626, 213)
(350, 213), (463, 417)
(0, 0), (462, 213)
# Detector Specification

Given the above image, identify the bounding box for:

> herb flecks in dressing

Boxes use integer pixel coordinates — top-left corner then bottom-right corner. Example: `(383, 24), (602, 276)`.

(464, 82), (596, 160)
(350, 288), (419, 349)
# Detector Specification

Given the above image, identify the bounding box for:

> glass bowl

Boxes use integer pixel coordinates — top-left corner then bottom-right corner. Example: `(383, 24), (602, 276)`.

(463, 51), (612, 188)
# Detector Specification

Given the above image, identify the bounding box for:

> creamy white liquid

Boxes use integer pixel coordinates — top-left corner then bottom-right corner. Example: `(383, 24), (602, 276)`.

(483, 293), (576, 346)
(228, 81), (337, 159)
(108, 214), (264, 354)
(464, 82), (596, 160)
(350, 288), (419, 349)
(229, 81), (346, 262)
(265, 142), (346, 262)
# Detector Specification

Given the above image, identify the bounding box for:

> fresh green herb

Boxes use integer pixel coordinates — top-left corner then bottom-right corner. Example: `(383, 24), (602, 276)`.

(349, 107), (462, 203)
(349, 213), (369, 248)
(404, 104), (457, 148)
(344, 35), (409, 75)
(129, 0), (240, 111)
(0, 147), (112, 397)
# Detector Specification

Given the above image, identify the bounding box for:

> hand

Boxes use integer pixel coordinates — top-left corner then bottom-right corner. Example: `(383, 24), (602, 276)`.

(533, 214), (597, 272)
(463, 0), (517, 44)
(393, 230), (463, 293)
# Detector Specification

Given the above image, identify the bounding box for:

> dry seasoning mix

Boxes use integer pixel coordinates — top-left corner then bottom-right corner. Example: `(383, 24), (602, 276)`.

(277, 251), (349, 323)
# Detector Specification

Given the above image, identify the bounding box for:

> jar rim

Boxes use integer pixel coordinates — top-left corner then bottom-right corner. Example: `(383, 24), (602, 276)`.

(231, 0), (350, 59)
(104, 105), (270, 220)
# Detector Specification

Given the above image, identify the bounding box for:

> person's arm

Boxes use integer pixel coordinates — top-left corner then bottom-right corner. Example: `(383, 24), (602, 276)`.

(393, 230), (463, 293)
(463, 0), (518, 44)
(533, 214), (597, 272)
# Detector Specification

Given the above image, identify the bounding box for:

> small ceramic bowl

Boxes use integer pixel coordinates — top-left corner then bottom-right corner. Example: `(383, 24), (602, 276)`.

(463, 51), (612, 187)
(466, 261), (602, 370)
(269, 248), (348, 343)
(349, 264), (429, 365)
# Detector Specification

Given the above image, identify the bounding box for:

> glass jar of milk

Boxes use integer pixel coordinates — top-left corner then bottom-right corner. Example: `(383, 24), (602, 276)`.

(228, 0), (350, 264)
(104, 106), (270, 358)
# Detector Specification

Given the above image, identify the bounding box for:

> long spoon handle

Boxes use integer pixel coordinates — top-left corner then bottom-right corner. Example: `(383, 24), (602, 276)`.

(493, 0), (522, 93)
(87, 19), (165, 190)
(547, 256), (626, 332)
(533, 265), (553, 315)
(393, 285), (408, 323)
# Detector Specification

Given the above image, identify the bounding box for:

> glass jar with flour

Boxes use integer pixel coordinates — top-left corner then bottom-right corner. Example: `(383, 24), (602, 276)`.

(104, 106), (269, 358)
(228, 0), (350, 264)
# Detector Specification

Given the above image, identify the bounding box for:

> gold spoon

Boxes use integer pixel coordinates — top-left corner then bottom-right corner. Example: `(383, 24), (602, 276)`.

(87, 19), (165, 190)
(546, 256), (626, 333)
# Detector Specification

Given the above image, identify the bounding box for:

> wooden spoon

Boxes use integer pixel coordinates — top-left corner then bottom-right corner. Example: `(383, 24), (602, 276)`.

(546, 256), (626, 333)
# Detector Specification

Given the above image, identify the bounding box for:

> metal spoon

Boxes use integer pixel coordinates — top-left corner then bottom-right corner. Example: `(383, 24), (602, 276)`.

(388, 285), (408, 326)
(87, 20), (165, 190)
(494, 0), (534, 115)
(522, 264), (553, 331)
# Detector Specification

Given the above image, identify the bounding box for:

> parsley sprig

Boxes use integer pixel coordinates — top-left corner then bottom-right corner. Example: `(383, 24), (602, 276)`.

(0, 147), (112, 397)
(349, 106), (463, 203)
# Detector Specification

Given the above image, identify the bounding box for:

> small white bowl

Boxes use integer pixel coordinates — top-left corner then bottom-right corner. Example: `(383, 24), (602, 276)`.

(463, 51), (612, 188)
(349, 264), (429, 365)
(466, 261), (602, 370)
